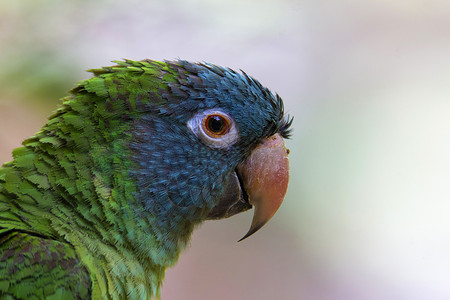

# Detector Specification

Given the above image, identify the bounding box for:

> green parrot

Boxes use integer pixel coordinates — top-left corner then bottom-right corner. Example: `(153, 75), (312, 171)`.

(0, 59), (292, 299)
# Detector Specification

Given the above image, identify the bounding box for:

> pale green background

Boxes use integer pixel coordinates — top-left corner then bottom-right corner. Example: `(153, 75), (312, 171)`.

(1, 1), (449, 299)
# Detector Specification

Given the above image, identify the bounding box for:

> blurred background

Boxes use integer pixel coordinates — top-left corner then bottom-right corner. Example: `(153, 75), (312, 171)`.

(1, 0), (450, 299)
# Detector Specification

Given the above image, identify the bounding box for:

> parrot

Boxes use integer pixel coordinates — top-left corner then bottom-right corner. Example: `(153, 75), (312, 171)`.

(0, 59), (292, 299)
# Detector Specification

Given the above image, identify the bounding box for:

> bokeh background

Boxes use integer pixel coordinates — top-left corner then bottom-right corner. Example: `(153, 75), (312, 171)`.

(1, 1), (450, 299)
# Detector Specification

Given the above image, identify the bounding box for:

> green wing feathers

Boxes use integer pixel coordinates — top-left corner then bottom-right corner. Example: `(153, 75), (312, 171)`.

(0, 60), (168, 299)
(0, 231), (91, 299)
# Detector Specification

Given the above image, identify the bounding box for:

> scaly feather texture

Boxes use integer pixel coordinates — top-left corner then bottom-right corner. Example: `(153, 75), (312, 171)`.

(0, 59), (292, 299)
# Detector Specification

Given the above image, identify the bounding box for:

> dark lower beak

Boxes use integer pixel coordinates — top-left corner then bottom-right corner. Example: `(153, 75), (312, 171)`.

(206, 171), (251, 220)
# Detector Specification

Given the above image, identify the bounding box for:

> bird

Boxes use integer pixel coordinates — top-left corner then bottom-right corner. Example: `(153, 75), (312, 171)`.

(0, 59), (292, 299)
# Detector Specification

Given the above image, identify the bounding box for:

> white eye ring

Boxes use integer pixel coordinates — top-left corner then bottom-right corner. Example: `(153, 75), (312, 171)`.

(187, 109), (239, 149)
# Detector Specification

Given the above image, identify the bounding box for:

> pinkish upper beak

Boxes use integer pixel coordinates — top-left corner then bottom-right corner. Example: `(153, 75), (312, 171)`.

(237, 133), (290, 241)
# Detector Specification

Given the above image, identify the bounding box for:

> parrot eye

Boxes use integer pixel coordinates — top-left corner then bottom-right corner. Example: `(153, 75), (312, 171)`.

(203, 114), (231, 137)
(187, 109), (239, 149)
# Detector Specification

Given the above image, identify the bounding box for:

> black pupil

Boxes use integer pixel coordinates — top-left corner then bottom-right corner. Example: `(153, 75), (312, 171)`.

(207, 115), (225, 133)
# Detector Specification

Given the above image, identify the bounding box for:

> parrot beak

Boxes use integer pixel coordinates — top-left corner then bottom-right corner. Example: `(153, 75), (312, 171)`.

(236, 133), (290, 241)
(206, 133), (290, 241)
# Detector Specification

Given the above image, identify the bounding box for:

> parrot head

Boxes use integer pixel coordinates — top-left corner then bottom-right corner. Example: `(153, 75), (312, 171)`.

(70, 58), (292, 271)
(117, 60), (292, 245)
